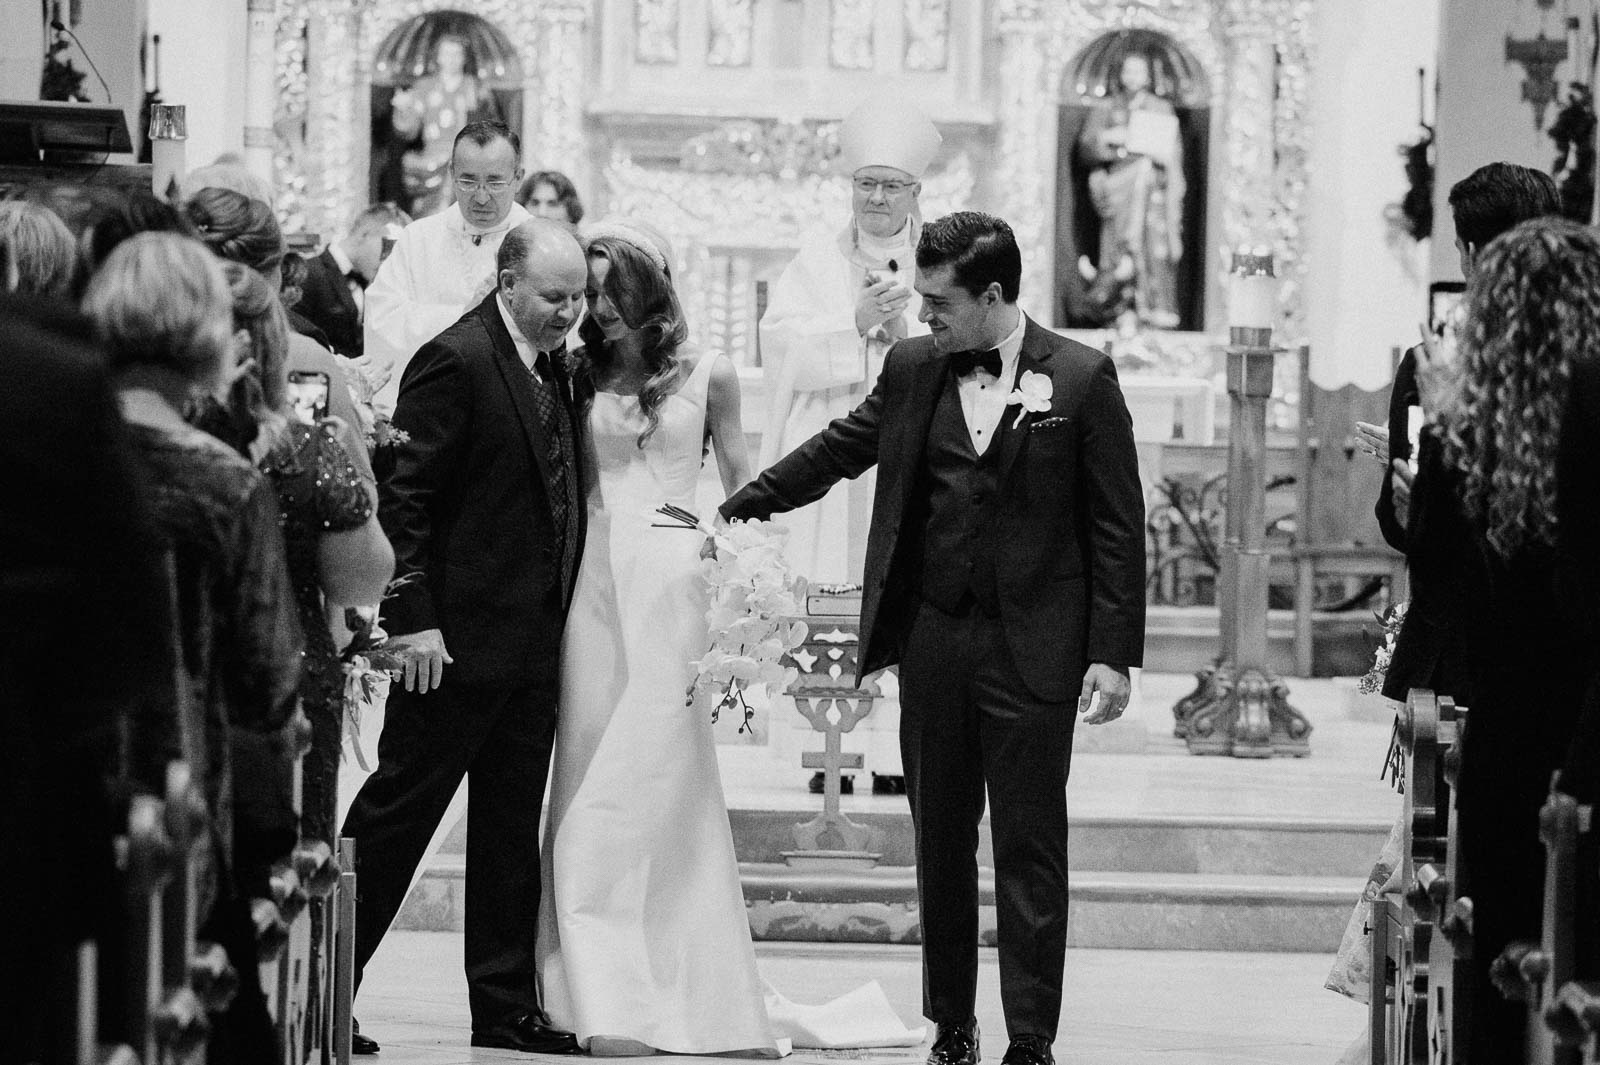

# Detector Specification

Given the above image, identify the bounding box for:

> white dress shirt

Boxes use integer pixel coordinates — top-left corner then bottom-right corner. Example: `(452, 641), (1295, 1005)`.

(495, 294), (544, 380)
(956, 313), (1027, 455)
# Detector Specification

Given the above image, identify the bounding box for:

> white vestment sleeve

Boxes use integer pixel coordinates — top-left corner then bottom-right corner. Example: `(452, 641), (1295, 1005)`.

(363, 225), (476, 410)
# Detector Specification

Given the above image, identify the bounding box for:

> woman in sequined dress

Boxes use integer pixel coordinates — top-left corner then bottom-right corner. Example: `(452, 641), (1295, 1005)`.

(221, 261), (395, 845)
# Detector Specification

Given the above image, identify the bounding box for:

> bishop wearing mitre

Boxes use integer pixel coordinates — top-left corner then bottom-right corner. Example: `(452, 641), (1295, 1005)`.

(759, 99), (942, 584)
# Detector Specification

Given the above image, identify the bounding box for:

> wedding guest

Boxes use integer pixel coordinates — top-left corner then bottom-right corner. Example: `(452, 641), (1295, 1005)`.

(0, 294), (179, 1063)
(297, 202), (412, 359)
(223, 260), (394, 847)
(185, 186), (377, 484)
(1416, 215), (1600, 1063)
(85, 232), (303, 1065)
(280, 250), (335, 352)
(364, 121), (530, 411)
(1369, 164), (1558, 709)
(516, 169), (584, 227)
(180, 156), (276, 207)
(76, 189), (196, 293)
(0, 200), (76, 300)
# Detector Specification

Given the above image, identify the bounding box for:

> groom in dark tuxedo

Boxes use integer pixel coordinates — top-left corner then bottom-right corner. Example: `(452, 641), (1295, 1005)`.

(341, 217), (587, 1054)
(722, 212), (1145, 1065)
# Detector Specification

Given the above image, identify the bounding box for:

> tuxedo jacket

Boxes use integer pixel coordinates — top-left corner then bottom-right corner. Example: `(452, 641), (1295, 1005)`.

(296, 247), (363, 358)
(722, 317), (1146, 702)
(379, 292), (585, 687)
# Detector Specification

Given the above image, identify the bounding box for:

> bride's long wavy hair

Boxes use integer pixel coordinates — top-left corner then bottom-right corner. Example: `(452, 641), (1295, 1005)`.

(577, 235), (689, 447)
(1441, 215), (1600, 559)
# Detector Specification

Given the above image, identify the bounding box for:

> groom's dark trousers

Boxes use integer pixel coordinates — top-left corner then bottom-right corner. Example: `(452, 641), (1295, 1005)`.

(341, 292), (584, 1029)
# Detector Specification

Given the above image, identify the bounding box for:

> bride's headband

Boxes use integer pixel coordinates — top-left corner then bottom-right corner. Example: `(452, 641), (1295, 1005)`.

(582, 217), (671, 274)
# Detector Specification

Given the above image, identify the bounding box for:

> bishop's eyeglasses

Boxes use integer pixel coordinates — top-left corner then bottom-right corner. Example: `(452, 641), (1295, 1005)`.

(853, 177), (915, 196)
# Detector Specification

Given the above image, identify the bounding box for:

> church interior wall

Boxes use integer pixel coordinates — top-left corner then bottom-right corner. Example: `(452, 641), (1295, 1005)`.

(0, 0), (45, 102)
(148, 0), (250, 170)
(1302, 0), (1438, 391)
(1431, 0), (1572, 280)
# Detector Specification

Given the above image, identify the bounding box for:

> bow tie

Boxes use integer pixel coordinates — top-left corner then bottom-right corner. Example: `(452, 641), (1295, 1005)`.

(346, 270), (368, 290)
(951, 348), (1002, 378)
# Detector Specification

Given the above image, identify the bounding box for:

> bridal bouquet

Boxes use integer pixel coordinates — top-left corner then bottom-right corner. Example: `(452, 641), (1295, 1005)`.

(656, 505), (810, 732)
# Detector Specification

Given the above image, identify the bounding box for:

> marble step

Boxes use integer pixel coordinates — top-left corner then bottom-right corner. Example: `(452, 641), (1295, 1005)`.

(432, 809), (1391, 878)
(394, 860), (1362, 952)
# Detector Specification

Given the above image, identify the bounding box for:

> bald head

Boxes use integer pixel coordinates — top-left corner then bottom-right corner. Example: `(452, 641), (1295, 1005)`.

(498, 218), (587, 351)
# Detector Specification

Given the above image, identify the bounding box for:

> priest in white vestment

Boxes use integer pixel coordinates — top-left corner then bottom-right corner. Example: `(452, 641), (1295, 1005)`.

(759, 100), (942, 584)
(365, 120), (530, 411)
(758, 100), (941, 790)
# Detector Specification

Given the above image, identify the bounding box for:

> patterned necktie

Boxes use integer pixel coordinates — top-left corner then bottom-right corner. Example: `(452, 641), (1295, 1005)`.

(528, 352), (580, 600)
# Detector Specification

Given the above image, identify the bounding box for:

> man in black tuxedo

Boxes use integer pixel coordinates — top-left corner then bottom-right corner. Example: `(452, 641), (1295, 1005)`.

(340, 217), (587, 1054)
(296, 203), (409, 358)
(721, 212), (1145, 1065)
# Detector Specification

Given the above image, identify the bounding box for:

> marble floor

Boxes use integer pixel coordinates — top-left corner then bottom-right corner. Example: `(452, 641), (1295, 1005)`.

(356, 933), (1367, 1065)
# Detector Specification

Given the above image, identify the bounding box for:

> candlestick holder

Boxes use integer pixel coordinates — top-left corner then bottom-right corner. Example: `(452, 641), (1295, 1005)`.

(148, 104), (187, 203)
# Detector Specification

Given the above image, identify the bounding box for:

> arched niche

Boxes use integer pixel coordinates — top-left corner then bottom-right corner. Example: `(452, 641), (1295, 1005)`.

(368, 10), (525, 215)
(1056, 29), (1211, 332)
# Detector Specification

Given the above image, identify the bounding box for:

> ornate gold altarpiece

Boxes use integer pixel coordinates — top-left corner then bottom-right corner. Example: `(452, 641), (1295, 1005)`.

(274, 0), (1311, 365)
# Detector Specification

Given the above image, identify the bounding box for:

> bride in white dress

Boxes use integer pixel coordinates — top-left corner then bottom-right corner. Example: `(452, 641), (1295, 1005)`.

(535, 221), (779, 1056)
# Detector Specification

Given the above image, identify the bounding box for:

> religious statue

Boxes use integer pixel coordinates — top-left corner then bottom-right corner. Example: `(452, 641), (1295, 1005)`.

(390, 35), (503, 217)
(1077, 53), (1186, 330)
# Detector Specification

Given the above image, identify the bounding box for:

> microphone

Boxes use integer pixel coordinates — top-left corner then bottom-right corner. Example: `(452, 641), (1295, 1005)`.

(51, 18), (114, 104)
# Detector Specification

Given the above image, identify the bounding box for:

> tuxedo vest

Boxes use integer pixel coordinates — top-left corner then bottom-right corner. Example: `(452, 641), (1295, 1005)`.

(912, 373), (1007, 616)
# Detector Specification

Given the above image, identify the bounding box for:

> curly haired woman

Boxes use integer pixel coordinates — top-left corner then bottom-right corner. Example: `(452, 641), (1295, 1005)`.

(1414, 214), (1600, 1063)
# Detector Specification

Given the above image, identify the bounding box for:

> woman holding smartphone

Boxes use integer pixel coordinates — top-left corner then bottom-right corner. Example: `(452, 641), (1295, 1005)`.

(222, 261), (395, 846)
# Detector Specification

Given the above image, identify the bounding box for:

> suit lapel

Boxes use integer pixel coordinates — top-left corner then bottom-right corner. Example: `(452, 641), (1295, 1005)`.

(998, 317), (1056, 482)
(885, 344), (951, 497)
(479, 294), (559, 498)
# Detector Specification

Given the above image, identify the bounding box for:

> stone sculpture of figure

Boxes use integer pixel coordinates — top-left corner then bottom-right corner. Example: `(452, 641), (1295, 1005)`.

(391, 35), (503, 217)
(1078, 53), (1185, 329)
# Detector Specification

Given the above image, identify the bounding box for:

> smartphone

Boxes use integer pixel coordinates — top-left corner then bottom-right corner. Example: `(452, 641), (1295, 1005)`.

(1406, 404), (1423, 476)
(286, 370), (330, 427)
(1428, 280), (1465, 336)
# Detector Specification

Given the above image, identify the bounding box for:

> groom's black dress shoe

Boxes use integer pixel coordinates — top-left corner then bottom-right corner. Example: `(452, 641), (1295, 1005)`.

(927, 1021), (979, 1065)
(351, 1017), (379, 1055)
(470, 1010), (583, 1054)
(1000, 1035), (1054, 1065)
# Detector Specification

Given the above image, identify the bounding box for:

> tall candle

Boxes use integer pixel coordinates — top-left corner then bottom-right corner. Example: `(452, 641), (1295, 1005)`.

(1227, 246), (1277, 347)
(148, 104), (187, 201)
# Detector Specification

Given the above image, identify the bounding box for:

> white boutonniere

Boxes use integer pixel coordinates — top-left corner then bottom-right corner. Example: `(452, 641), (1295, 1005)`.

(1008, 370), (1053, 428)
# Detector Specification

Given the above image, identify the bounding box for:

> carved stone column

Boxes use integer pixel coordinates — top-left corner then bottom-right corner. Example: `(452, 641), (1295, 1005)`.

(993, 0), (1052, 324)
(532, 2), (590, 197)
(245, 0), (279, 184)
(305, 0), (360, 239)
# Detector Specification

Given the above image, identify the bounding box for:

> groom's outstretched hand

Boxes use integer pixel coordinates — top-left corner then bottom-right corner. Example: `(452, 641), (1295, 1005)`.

(388, 627), (453, 694)
(1079, 663), (1132, 725)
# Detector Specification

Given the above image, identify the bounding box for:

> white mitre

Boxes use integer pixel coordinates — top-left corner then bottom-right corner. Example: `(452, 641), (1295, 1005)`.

(837, 98), (942, 179)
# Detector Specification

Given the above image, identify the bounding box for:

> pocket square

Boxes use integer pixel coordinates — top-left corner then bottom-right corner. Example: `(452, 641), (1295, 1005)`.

(1028, 416), (1071, 433)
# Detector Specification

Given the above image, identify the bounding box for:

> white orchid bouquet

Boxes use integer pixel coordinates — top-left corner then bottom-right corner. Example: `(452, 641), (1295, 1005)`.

(656, 504), (810, 732)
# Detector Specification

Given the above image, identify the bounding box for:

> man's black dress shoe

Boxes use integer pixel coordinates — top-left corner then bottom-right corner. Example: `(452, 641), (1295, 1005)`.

(1000, 1035), (1054, 1065)
(351, 1017), (379, 1055)
(470, 1009), (583, 1054)
(926, 1021), (979, 1065)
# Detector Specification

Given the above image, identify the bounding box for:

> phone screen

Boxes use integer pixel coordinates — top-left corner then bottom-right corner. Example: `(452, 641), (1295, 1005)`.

(1428, 281), (1465, 336)
(286, 370), (330, 426)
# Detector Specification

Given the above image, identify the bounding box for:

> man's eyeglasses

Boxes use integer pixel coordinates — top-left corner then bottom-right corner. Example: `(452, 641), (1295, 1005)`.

(853, 177), (915, 196)
(454, 176), (514, 194)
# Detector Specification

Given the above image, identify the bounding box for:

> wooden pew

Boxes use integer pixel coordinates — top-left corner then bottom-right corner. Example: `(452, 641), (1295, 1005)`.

(1525, 789), (1598, 1063)
(1371, 689), (1467, 1064)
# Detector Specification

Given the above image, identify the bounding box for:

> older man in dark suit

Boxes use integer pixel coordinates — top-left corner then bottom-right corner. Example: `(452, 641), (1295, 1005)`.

(722, 212), (1146, 1065)
(340, 217), (587, 1054)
